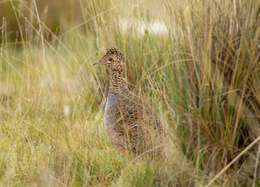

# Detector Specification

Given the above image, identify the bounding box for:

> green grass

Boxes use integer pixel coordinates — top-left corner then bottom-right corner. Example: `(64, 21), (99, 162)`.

(0, 0), (259, 186)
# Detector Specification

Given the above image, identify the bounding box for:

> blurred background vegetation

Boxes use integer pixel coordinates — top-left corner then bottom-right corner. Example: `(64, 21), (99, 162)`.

(0, 0), (259, 186)
(0, 0), (83, 42)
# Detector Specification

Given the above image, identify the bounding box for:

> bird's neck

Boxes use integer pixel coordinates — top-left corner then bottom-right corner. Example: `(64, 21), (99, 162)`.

(109, 70), (127, 93)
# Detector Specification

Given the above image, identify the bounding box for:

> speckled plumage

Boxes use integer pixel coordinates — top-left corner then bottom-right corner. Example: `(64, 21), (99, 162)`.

(94, 48), (162, 154)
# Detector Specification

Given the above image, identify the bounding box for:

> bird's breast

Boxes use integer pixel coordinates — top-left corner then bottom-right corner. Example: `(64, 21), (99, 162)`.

(104, 93), (120, 129)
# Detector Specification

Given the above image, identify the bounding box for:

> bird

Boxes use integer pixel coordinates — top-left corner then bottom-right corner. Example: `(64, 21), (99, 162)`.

(94, 47), (163, 155)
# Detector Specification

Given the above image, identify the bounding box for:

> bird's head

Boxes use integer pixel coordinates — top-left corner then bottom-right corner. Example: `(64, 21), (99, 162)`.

(94, 48), (125, 72)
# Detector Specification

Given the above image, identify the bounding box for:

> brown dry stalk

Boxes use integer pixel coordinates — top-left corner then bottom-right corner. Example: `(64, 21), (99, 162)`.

(206, 136), (260, 187)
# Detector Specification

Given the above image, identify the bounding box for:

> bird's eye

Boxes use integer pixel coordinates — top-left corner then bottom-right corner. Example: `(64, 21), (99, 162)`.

(108, 58), (113, 61)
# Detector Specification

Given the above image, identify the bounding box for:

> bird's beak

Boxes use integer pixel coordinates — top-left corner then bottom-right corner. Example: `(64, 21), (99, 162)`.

(93, 60), (100, 65)
(93, 59), (102, 65)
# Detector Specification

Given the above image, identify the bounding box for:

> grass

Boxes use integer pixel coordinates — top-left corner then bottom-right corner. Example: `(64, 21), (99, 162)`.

(0, 0), (259, 186)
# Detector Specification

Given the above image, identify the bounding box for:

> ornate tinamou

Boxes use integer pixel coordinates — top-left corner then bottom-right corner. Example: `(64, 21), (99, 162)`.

(94, 48), (163, 155)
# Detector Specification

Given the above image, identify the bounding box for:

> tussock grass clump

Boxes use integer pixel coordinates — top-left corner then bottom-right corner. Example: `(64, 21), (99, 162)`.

(162, 0), (260, 185)
(0, 0), (259, 186)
